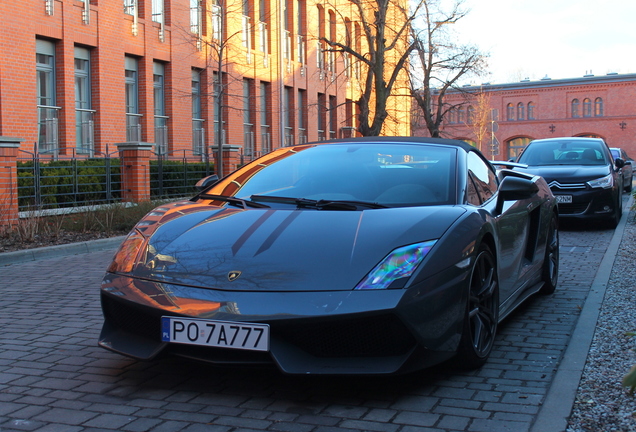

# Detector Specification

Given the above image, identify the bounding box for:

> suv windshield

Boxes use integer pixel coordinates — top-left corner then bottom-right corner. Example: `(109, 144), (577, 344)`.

(203, 143), (457, 207)
(518, 139), (609, 166)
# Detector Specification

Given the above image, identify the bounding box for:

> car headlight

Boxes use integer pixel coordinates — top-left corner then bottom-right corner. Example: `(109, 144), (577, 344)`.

(107, 230), (146, 274)
(587, 174), (613, 189)
(354, 240), (437, 290)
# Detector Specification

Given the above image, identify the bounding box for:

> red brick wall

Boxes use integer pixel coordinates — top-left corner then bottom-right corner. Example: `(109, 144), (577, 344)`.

(413, 76), (636, 160)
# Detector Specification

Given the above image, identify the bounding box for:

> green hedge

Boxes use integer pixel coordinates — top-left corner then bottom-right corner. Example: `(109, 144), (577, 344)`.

(17, 159), (122, 209)
(150, 159), (213, 198)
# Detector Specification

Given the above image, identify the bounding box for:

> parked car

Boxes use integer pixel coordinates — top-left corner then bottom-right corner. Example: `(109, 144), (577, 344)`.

(515, 137), (624, 228)
(99, 137), (559, 375)
(610, 147), (633, 192)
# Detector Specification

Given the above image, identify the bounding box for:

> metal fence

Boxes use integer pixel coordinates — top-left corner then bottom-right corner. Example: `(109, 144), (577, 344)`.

(150, 150), (212, 199)
(16, 147), (212, 212)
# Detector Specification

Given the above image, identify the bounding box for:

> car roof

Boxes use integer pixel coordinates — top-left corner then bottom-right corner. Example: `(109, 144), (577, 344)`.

(531, 136), (605, 144)
(302, 136), (478, 153)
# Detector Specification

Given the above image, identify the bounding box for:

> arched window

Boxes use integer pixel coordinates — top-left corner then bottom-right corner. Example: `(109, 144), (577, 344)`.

(527, 102), (535, 120)
(448, 108), (456, 124)
(583, 98), (592, 117)
(595, 98), (604, 116)
(506, 103), (515, 121)
(458, 106), (465, 123)
(571, 99), (580, 118)
(508, 137), (532, 160)
(517, 102), (525, 121)
(467, 106), (475, 124)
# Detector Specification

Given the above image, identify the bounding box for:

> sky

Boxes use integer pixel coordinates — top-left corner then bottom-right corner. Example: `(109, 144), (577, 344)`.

(450, 0), (636, 84)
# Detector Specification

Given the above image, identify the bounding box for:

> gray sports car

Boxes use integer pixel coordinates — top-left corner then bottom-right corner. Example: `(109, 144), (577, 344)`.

(99, 137), (559, 374)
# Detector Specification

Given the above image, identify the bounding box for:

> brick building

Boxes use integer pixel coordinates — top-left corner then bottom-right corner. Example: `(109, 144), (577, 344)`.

(412, 73), (636, 161)
(0, 0), (411, 174)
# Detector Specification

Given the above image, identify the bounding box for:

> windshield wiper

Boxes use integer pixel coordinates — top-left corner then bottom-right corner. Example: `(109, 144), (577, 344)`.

(250, 195), (386, 210)
(199, 193), (270, 209)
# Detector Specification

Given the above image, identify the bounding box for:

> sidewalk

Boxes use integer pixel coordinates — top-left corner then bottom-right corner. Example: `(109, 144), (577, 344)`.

(532, 194), (634, 432)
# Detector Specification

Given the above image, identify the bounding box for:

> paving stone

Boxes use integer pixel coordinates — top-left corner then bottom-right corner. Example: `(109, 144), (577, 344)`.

(0, 224), (623, 432)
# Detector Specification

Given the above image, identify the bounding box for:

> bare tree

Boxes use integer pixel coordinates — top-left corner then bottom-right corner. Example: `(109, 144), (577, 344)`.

(410, 0), (488, 138)
(320, 0), (422, 136)
(174, 0), (254, 178)
(468, 90), (492, 153)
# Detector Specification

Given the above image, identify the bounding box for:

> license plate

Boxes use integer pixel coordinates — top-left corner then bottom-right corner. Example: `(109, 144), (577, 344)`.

(161, 316), (269, 351)
(556, 195), (573, 204)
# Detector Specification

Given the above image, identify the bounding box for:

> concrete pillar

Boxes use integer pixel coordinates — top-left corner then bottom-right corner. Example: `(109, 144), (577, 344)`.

(0, 137), (24, 229)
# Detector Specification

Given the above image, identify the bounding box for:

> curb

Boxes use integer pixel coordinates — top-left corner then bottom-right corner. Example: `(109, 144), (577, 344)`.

(530, 194), (634, 432)
(0, 235), (125, 266)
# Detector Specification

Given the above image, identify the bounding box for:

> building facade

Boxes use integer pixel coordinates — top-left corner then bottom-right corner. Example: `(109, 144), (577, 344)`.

(412, 74), (636, 160)
(0, 0), (411, 174)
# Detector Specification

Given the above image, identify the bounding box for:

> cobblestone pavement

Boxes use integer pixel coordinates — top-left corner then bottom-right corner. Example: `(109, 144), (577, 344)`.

(0, 206), (626, 432)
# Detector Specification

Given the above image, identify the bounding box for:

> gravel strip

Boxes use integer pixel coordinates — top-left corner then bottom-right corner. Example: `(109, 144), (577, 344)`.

(567, 210), (636, 431)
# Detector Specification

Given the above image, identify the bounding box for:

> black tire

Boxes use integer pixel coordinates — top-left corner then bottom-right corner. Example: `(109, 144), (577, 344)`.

(608, 192), (623, 229)
(626, 177), (633, 193)
(454, 245), (499, 370)
(540, 214), (559, 295)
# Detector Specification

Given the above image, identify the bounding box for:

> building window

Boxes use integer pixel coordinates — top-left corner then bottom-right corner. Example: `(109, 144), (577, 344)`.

(152, 0), (163, 23)
(447, 108), (456, 124)
(213, 72), (224, 147)
(583, 98), (592, 117)
(125, 56), (141, 142)
(243, 79), (255, 158)
(260, 82), (271, 153)
(37, 50), (58, 155)
(124, 0), (136, 15)
(242, 0), (253, 53)
(517, 102), (525, 121)
(342, 98), (355, 138)
(283, 86), (294, 146)
(190, 0), (201, 34)
(457, 106), (465, 123)
(75, 46), (94, 155)
(154, 62), (168, 154)
(595, 98), (604, 116)
(571, 99), (580, 118)
(296, 0), (306, 65)
(211, 1), (222, 40)
(192, 69), (205, 157)
(329, 95), (337, 139)
(506, 103), (514, 121)
(258, 0), (270, 56)
(528, 102), (535, 120)
(298, 89), (307, 143)
(37, 39), (59, 155)
(318, 92), (326, 140)
(467, 106), (475, 124)
(508, 137), (532, 160)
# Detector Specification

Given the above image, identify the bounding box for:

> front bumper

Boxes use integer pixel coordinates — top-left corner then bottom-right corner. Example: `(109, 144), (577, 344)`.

(99, 269), (467, 375)
(553, 187), (617, 219)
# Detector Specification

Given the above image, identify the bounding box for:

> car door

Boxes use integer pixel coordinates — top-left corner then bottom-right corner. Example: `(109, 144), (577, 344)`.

(465, 151), (535, 304)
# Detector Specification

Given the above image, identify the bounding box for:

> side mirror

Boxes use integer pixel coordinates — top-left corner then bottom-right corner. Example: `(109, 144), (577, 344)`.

(495, 175), (539, 214)
(615, 157), (626, 169)
(195, 174), (219, 192)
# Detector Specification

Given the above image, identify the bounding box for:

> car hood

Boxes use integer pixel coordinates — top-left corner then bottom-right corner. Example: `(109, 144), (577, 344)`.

(128, 204), (467, 292)
(517, 164), (611, 184)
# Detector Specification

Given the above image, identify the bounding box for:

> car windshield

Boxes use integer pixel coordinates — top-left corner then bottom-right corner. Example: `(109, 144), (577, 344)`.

(517, 139), (609, 166)
(204, 143), (457, 207)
